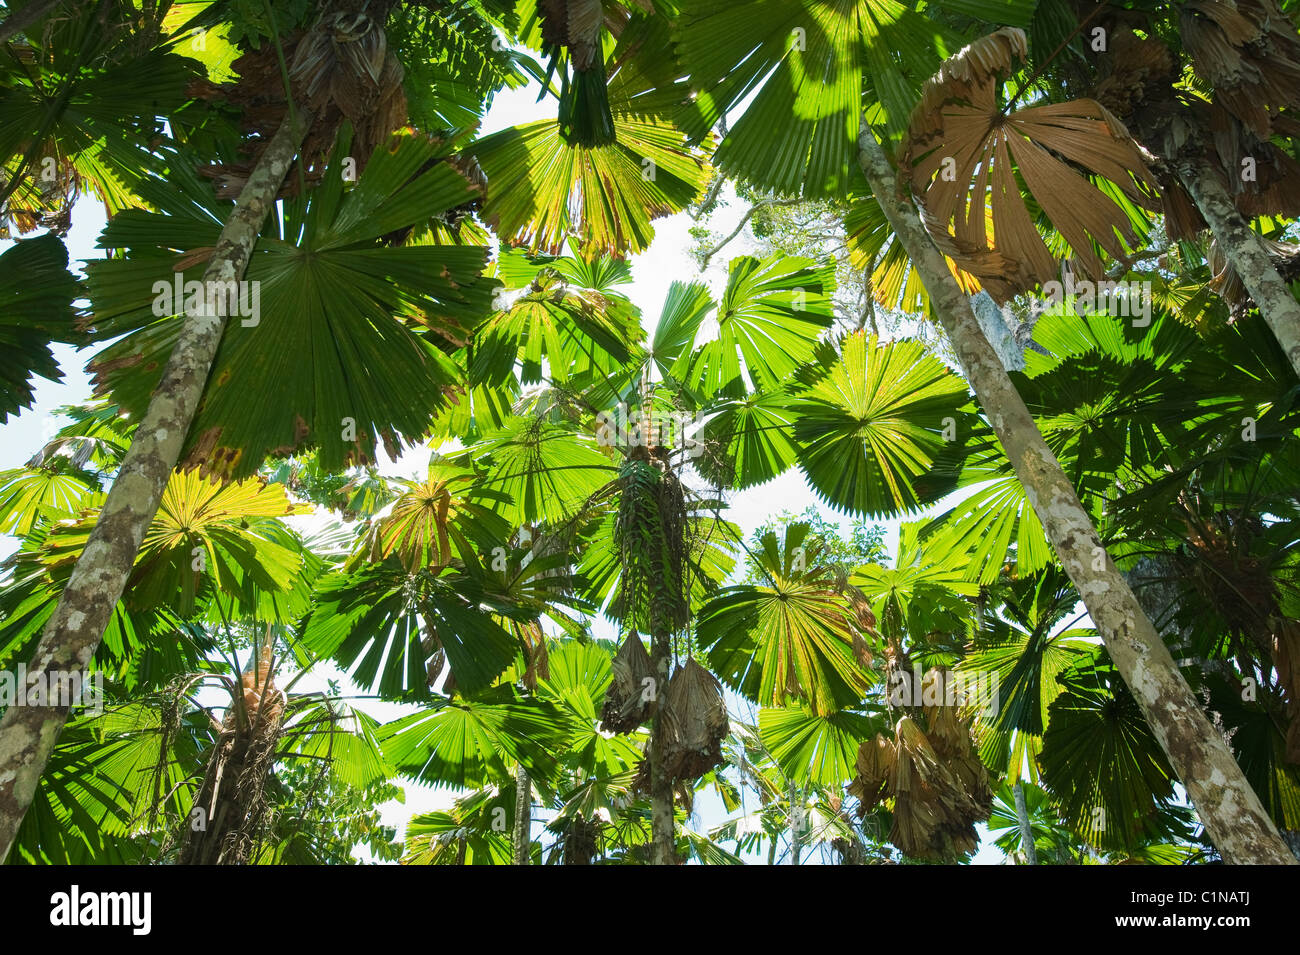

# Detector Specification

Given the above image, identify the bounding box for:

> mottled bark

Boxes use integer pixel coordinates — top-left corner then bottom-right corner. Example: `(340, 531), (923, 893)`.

(857, 121), (1296, 865)
(648, 628), (676, 865)
(1013, 782), (1037, 865)
(971, 291), (1026, 371)
(512, 763), (530, 865)
(1175, 152), (1300, 380)
(0, 109), (311, 863)
(788, 781), (804, 865)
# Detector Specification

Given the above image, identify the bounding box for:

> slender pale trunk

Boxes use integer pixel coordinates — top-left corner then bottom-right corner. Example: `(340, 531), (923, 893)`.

(788, 781), (804, 865)
(648, 628), (675, 864)
(856, 121), (1295, 865)
(512, 763), (530, 865)
(0, 109), (311, 862)
(1013, 782), (1037, 865)
(1174, 153), (1300, 379)
(638, 364), (677, 866)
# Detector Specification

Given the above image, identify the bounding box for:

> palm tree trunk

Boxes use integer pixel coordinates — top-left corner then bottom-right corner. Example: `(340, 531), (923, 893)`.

(788, 781), (804, 865)
(1173, 153), (1300, 379)
(1013, 782), (1037, 865)
(648, 627), (675, 864)
(856, 121), (1296, 865)
(0, 108), (312, 863)
(512, 762), (530, 865)
(0, 0), (68, 44)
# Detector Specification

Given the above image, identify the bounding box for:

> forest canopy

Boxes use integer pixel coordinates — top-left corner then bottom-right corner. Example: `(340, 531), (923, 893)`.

(0, 0), (1298, 869)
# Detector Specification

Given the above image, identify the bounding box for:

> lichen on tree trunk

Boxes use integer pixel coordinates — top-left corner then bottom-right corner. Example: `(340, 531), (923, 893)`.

(1013, 782), (1037, 865)
(0, 108), (312, 863)
(513, 763), (531, 865)
(1174, 151), (1300, 380)
(856, 119), (1296, 865)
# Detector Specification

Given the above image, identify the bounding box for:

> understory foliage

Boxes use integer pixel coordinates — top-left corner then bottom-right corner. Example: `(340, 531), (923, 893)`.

(0, 0), (1298, 865)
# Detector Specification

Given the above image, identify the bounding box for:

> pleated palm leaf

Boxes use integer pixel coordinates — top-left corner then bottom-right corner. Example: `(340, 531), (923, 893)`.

(1037, 649), (1186, 853)
(957, 567), (1092, 782)
(699, 522), (879, 717)
(0, 470), (313, 688)
(470, 7), (711, 255)
(0, 0), (201, 233)
(84, 128), (499, 480)
(0, 233), (80, 422)
(673, 0), (955, 198)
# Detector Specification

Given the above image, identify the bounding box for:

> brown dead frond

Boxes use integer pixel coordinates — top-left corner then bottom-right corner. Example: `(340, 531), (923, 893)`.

(849, 701), (992, 861)
(902, 27), (1160, 303)
(633, 658), (728, 789)
(600, 630), (655, 734)
(194, 9), (407, 199)
(1209, 234), (1300, 313)
(1180, 0), (1300, 140)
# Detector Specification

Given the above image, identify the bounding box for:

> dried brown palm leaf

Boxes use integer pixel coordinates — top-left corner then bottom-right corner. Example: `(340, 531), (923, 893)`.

(889, 715), (987, 860)
(1092, 31), (1177, 120)
(1087, 30), (1206, 243)
(1208, 234), (1300, 310)
(195, 10), (407, 199)
(657, 658), (728, 784)
(850, 713), (991, 861)
(567, 0), (604, 71)
(848, 733), (893, 813)
(600, 630), (655, 734)
(538, 0), (617, 69)
(832, 567), (879, 668)
(923, 699), (993, 819)
(1180, 0), (1300, 139)
(1202, 101), (1300, 218)
(902, 27), (1160, 303)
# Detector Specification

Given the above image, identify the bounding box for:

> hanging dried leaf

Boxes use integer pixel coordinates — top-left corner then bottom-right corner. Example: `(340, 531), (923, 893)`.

(902, 27), (1160, 303)
(1180, 0), (1300, 140)
(194, 11), (407, 197)
(565, 0), (604, 71)
(848, 732), (893, 813)
(1209, 234), (1300, 311)
(1201, 100), (1300, 218)
(1088, 30), (1205, 243)
(891, 715), (990, 860)
(831, 566), (879, 667)
(1092, 31), (1177, 121)
(600, 630), (656, 734)
(923, 696), (993, 818)
(636, 658), (728, 787)
(850, 710), (991, 861)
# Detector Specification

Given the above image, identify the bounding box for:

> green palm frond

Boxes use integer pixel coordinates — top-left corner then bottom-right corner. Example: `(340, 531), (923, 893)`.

(85, 129), (499, 480)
